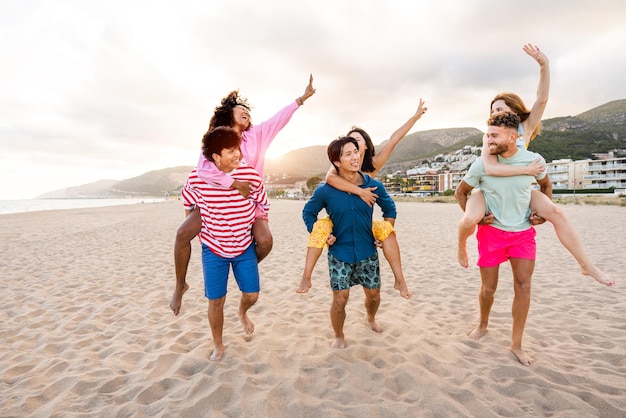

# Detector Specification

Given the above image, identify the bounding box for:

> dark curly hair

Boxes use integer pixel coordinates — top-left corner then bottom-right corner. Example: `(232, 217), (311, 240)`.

(202, 126), (242, 162)
(346, 126), (376, 173)
(487, 111), (521, 130)
(208, 90), (252, 131)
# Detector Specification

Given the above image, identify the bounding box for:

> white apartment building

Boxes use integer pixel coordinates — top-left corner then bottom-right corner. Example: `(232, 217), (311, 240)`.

(546, 157), (626, 192)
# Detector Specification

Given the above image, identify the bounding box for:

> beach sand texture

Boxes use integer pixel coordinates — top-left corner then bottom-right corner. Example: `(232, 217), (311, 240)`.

(1, 200), (624, 417)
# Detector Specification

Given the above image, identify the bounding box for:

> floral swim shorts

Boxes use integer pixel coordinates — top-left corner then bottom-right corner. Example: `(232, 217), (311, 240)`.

(328, 252), (381, 291)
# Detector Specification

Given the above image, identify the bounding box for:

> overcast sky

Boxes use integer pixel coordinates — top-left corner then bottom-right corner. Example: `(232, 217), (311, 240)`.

(1, 0), (625, 199)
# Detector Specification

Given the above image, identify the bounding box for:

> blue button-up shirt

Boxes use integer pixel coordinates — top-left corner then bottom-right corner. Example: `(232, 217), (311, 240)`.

(302, 173), (397, 264)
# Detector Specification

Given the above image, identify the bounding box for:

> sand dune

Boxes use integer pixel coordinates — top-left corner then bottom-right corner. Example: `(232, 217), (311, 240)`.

(1, 200), (624, 417)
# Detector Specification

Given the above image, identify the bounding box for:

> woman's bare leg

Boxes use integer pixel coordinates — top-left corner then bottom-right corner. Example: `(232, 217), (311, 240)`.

(252, 218), (273, 263)
(457, 190), (487, 268)
(171, 208), (202, 315)
(381, 233), (412, 299)
(530, 190), (614, 286)
(297, 247), (323, 293)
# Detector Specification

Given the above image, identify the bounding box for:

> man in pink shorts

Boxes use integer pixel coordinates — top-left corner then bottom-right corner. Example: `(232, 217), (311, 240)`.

(455, 112), (552, 366)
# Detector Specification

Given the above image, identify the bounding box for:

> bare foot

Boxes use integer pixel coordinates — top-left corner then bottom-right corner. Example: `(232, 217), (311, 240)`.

(239, 312), (255, 335)
(210, 345), (225, 362)
(364, 315), (383, 333)
(169, 282), (189, 315)
(394, 280), (413, 299)
(468, 324), (488, 340)
(511, 347), (534, 366)
(296, 277), (312, 293)
(331, 337), (346, 349)
(581, 265), (615, 286)
(457, 243), (469, 268)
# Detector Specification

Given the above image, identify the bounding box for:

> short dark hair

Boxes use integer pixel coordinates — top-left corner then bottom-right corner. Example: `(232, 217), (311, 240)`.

(202, 126), (242, 162)
(208, 90), (252, 131)
(487, 111), (521, 130)
(327, 136), (359, 172)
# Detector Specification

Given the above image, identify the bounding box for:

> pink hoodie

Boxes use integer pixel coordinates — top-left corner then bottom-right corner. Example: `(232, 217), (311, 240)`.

(197, 101), (299, 188)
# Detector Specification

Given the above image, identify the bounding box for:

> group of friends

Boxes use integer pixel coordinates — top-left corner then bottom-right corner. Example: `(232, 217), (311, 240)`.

(169, 44), (615, 365)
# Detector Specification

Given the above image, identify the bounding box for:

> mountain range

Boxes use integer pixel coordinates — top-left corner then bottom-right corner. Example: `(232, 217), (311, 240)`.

(37, 99), (626, 199)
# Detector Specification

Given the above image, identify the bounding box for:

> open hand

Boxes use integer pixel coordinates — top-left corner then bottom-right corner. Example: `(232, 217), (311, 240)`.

(359, 187), (378, 207)
(523, 43), (548, 66)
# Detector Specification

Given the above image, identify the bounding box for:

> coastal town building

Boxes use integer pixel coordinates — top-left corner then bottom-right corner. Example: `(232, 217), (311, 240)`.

(381, 151), (626, 196)
(547, 157), (626, 192)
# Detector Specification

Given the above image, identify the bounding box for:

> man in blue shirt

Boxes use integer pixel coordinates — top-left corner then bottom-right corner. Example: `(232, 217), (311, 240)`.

(302, 136), (397, 349)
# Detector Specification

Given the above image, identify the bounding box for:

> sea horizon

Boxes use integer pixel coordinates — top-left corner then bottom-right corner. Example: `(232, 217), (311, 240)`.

(0, 197), (167, 215)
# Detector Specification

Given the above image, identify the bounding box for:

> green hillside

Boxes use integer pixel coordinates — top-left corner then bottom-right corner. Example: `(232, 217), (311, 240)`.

(37, 99), (626, 198)
(529, 99), (626, 161)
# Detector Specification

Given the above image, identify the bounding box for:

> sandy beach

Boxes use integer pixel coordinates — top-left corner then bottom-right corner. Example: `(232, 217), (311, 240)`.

(1, 199), (624, 417)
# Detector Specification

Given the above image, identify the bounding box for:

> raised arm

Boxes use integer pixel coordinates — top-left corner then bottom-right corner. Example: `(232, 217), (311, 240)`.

(521, 43), (550, 147)
(297, 74), (316, 106)
(370, 98), (427, 177)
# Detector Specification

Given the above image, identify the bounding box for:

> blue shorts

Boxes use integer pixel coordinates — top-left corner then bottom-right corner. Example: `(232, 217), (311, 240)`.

(328, 252), (380, 291)
(202, 243), (259, 300)
(476, 225), (537, 267)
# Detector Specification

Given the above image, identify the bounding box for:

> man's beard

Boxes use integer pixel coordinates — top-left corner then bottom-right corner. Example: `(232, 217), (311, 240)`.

(489, 143), (509, 155)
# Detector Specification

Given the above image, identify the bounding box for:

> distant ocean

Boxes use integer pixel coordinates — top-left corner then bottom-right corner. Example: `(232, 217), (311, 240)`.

(0, 198), (166, 215)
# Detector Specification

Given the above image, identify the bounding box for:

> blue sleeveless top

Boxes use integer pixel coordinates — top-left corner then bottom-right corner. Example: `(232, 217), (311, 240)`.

(516, 125), (526, 149)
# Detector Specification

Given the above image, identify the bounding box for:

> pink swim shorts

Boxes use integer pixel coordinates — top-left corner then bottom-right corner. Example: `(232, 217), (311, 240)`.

(476, 225), (536, 267)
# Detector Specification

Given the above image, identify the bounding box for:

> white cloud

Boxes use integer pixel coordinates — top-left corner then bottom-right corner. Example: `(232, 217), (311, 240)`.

(1, 0), (625, 198)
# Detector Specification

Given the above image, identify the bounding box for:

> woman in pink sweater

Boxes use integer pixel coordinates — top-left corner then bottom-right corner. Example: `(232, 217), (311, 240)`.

(170, 75), (316, 315)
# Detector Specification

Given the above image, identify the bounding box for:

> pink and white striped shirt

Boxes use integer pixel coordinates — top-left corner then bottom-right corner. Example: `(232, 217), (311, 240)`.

(183, 165), (269, 258)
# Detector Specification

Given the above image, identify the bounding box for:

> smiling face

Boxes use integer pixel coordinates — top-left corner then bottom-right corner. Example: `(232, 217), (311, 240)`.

(232, 105), (251, 131)
(491, 99), (513, 116)
(348, 131), (367, 157)
(486, 125), (516, 156)
(213, 146), (242, 173)
(335, 142), (361, 174)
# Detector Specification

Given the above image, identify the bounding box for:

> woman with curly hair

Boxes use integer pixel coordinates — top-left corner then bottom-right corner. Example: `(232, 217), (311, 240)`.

(171, 75), (316, 315)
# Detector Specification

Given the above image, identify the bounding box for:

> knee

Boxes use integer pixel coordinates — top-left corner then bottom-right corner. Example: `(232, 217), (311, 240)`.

(533, 199), (564, 221)
(480, 286), (497, 298)
(243, 293), (259, 305)
(176, 224), (195, 242)
(514, 280), (532, 296)
(255, 233), (273, 250)
(332, 295), (349, 309)
(209, 297), (226, 311)
(460, 215), (479, 229)
(366, 292), (381, 305)
(548, 205), (565, 220)
(177, 220), (200, 242)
